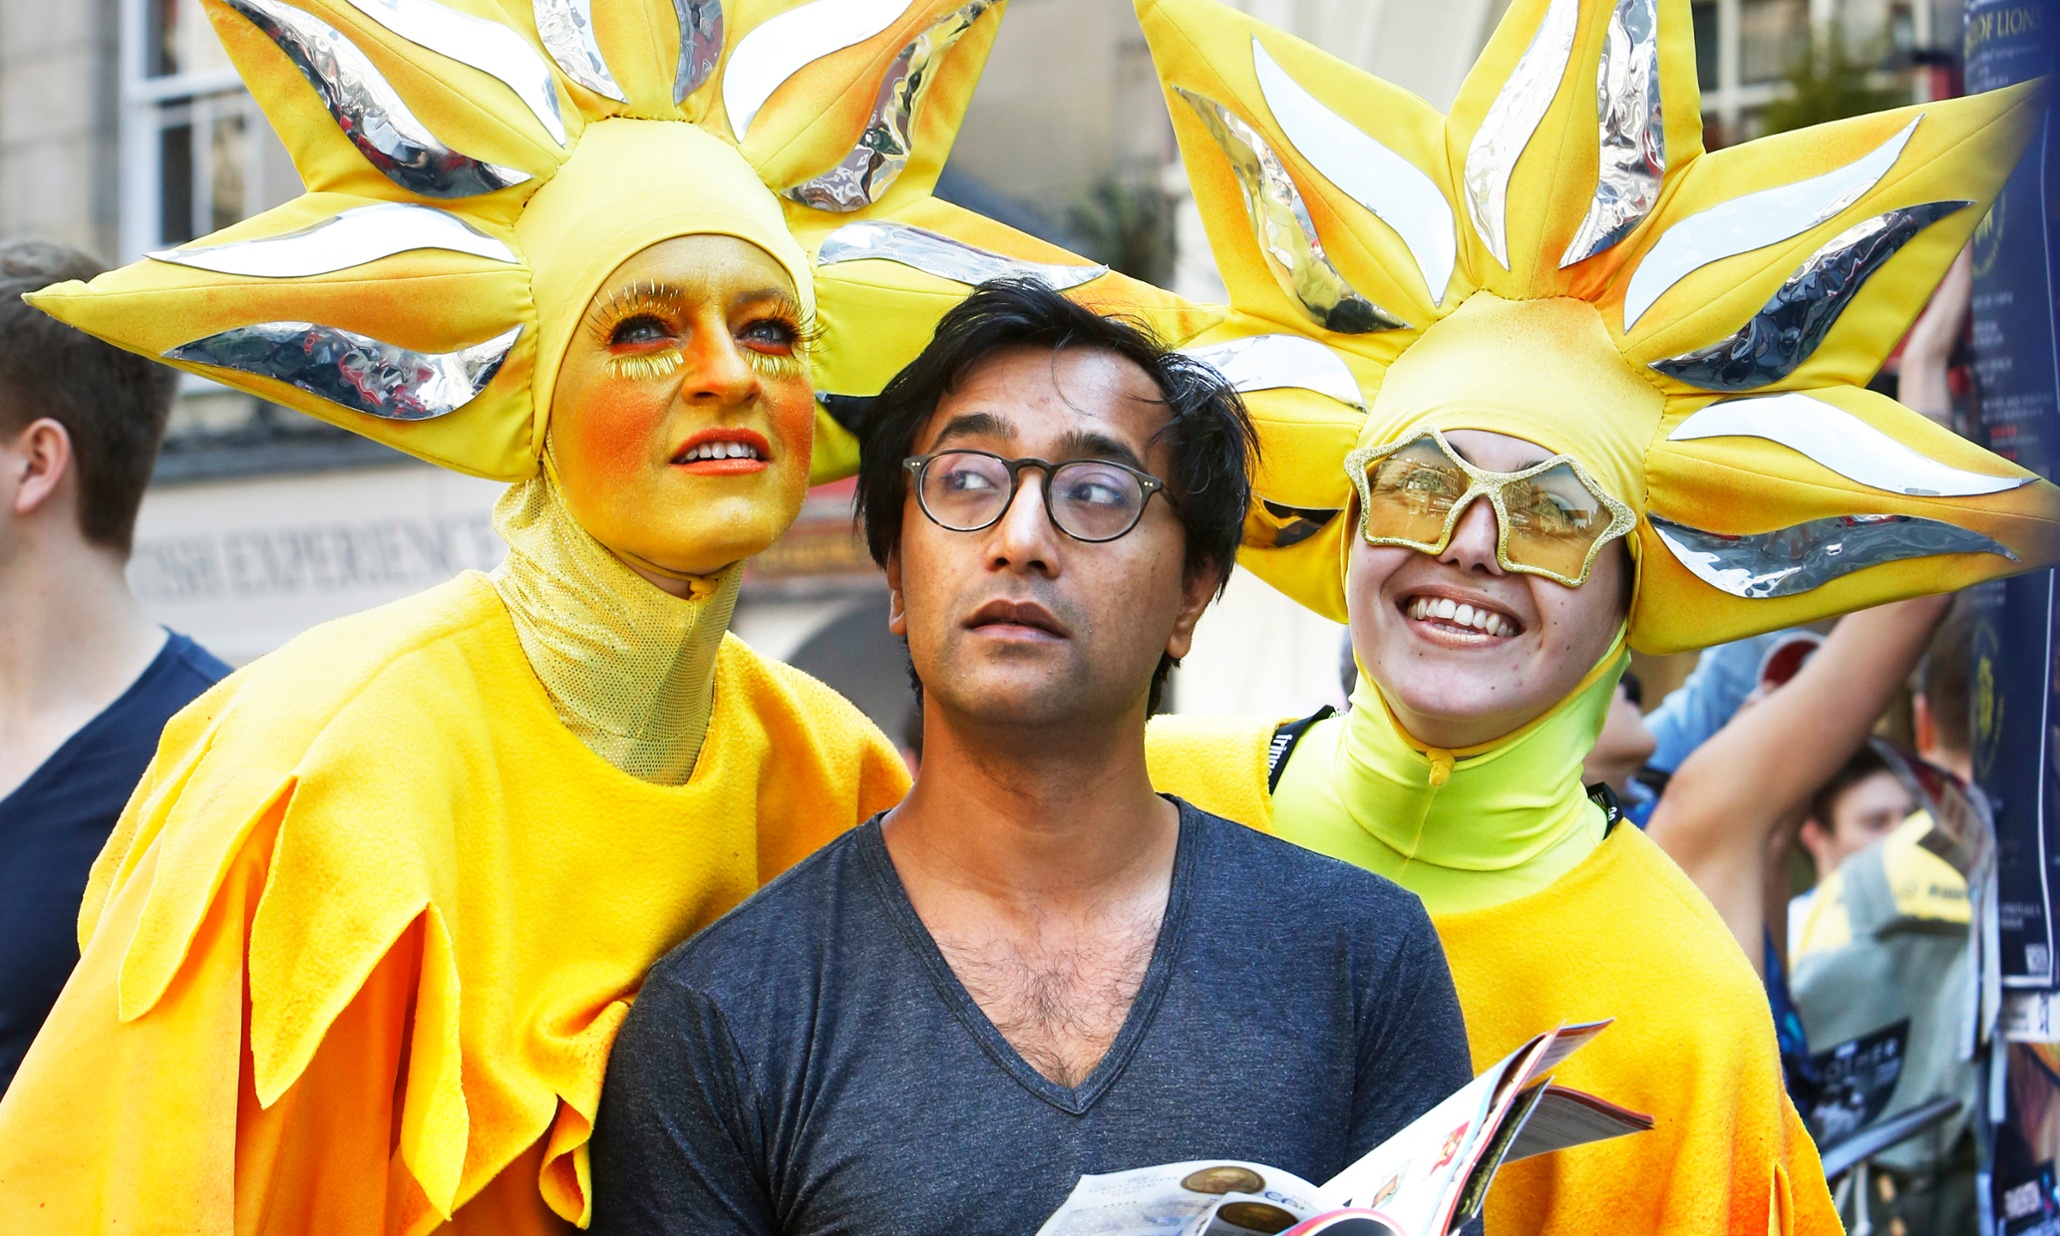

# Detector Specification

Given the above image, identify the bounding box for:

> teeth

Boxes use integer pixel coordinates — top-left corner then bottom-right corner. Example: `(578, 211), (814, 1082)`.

(1406, 595), (1515, 637)
(681, 440), (762, 462)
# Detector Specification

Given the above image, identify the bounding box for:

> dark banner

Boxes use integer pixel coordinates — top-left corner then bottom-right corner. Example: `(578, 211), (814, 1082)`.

(1967, 2), (2060, 1230)
(1966, 0), (2059, 989)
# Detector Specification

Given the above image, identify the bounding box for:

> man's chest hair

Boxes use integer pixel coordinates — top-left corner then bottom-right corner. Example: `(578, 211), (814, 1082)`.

(931, 907), (1162, 1089)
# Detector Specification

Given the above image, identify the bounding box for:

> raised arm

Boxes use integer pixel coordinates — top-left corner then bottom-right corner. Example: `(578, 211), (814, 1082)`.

(1646, 594), (1949, 970)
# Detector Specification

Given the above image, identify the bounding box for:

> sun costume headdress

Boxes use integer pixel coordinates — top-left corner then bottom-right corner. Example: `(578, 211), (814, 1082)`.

(1132, 0), (2056, 654)
(28, 0), (1175, 486)
(0, 3), (1184, 1233)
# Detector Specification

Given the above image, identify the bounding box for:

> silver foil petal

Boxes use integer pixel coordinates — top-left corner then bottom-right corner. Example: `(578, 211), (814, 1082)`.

(673, 0), (723, 104)
(1179, 334), (1364, 408)
(785, 0), (991, 212)
(816, 219), (1105, 290)
(1651, 511), (2016, 600)
(1462, 0), (1580, 268)
(341, 0), (567, 145)
(1624, 116), (1921, 329)
(725, 0), (911, 141)
(225, 0), (530, 198)
(1178, 88), (1408, 333)
(1561, 0), (1663, 266)
(532, 0), (626, 102)
(164, 321), (522, 420)
(1250, 38), (1455, 306)
(1668, 392), (2032, 497)
(1649, 200), (1968, 390)
(150, 203), (517, 277)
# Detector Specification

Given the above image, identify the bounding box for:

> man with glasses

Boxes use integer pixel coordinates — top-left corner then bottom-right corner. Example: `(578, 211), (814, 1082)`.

(589, 279), (1473, 1235)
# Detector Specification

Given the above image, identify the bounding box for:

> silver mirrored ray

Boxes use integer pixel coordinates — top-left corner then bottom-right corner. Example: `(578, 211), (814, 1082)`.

(1650, 201), (1967, 391)
(1669, 392), (2031, 497)
(787, 0), (990, 212)
(1250, 38), (1454, 306)
(341, 0), (567, 145)
(149, 203), (517, 277)
(165, 321), (522, 421)
(1179, 334), (1364, 409)
(1462, 0), (1579, 269)
(726, 0), (913, 141)
(816, 220), (1105, 290)
(225, 0), (529, 198)
(533, 0), (626, 102)
(673, 0), (723, 104)
(1561, 0), (1663, 266)
(1651, 511), (2015, 599)
(1179, 88), (1407, 333)
(1624, 116), (1920, 329)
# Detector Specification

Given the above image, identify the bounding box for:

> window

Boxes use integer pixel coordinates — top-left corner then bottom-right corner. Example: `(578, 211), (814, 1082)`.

(120, 0), (295, 260)
(1692, 2), (1721, 89)
(1739, 0), (1809, 84)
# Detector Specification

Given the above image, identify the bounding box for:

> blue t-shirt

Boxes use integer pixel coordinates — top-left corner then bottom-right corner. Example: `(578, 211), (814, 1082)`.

(592, 801), (1472, 1236)
(0, 631), (229, 1092)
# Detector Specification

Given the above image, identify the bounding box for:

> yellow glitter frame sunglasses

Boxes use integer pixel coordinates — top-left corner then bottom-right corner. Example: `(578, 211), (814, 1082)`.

(1342, 428), (1639, 588)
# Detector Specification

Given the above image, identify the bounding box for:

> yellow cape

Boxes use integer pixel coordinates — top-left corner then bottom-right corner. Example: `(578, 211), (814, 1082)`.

(0, 574), (907, 1233)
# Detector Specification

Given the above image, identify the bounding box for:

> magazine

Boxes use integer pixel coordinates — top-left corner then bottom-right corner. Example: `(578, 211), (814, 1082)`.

(1033, 1022), (1651, 1236)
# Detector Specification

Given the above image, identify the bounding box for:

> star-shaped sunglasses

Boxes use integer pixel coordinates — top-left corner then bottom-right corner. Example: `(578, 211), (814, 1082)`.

(1342, 429), (1637, 588)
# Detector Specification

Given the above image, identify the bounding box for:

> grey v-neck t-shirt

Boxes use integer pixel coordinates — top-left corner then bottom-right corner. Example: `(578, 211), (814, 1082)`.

(591, 800), (1471, 1236)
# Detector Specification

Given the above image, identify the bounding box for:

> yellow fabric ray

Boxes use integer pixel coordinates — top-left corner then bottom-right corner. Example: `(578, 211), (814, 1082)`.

(1135, 0), (2057, 653)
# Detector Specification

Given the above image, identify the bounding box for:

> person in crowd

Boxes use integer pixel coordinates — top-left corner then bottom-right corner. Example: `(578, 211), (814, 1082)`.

(590, 280), (1473, 1235)
(0, 240), (231, 1095)
(1128, 0), (2054, 1232)
(1781, 602), (1984, 1236)
(0, 3), (1137, 1230)
(1649, 594), (1947, 972)
(1791, 743), (1920, 940)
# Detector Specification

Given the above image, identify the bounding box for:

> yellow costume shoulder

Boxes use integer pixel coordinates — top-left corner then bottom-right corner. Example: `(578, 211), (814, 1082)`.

(1148, 722), (1837, 1235)
(1436, 827), (1836, 1236)
(0, 573), (907, 1235)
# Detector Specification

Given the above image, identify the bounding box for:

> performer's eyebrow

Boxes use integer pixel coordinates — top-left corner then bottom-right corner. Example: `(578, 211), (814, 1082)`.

(731, 286), (803, 317)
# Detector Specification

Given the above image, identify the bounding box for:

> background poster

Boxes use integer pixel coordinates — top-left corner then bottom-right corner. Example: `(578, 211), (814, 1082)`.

(1967, 2), (2060, 1230)
(1966, 0), (2060, 989)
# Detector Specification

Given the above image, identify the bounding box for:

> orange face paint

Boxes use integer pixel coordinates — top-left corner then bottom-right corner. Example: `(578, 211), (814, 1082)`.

(548, 234), (816, 578)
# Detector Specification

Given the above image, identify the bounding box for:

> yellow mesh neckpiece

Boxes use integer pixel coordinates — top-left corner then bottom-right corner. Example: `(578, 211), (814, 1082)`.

(25, 0), (1195, 487)
(1134, 0), (2060, 653)
(490, 472), (738, 785)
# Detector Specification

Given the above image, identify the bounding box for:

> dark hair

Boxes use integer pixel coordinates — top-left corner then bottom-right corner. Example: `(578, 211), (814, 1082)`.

(1807, 742), (1896, 829)
(855, 277), (1256, 589)
(1916, 594), (1972, 758)
(853, 278), (1257, 716)
(0, 241), (179, 555)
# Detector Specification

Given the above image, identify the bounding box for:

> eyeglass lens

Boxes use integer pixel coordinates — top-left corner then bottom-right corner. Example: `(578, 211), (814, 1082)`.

(1362, 439), (1610, 578)
(919, 451), (1150, 542)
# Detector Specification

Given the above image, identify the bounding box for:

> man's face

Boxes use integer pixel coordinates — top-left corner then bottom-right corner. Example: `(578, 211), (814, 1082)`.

(1805, 770), (1917, 877)
(1827, 771), (1916, 862)
(886, 345), (1216, 731)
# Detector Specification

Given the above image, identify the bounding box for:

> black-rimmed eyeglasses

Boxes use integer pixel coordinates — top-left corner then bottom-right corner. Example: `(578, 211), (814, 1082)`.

(903, 449), (1166, 543)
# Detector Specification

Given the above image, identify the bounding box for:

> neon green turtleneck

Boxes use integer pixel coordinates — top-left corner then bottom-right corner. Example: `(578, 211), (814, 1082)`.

(1270, 640), (1628, 915)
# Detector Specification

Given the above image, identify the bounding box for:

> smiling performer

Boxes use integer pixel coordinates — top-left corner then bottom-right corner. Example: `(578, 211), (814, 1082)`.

(0, 1), (1152, 1232)
(1130, 0), (2059, 1233)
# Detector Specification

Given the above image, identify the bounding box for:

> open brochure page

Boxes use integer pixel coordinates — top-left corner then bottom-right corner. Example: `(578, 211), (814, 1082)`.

(1036, 1022), (1646, 1236)
(1312, 1033), (1552, 1235)
(1034, 1161), (1326, 1236)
